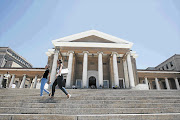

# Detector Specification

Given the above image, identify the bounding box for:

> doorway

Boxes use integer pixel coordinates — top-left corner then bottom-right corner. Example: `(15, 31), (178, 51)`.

(89, 76), (96, 88)
(119, 78), (125, 89)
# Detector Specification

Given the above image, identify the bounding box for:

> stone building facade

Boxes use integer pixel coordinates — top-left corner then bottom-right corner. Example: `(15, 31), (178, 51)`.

(0, 30), (180, 90)
(155, 54), (180, 71)
(0, 47), (32, 68)
(46, 30), (139, 89)
(0, 68), (44, 88)
(45, 30), (180, 90)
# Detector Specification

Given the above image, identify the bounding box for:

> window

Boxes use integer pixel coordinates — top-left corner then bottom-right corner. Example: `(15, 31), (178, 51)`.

(164, 66), (166, 70)
(103, 63), (107, 65)
(170, 61), (173, 67)
(90, 62), (94, 65)
(117, 57), (121, 63)
(166, 64), (169, 69)
(78, 62), (82, 64)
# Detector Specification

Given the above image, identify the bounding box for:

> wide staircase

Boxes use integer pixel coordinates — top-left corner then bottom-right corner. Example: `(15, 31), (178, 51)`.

(0, 88), (180, 120)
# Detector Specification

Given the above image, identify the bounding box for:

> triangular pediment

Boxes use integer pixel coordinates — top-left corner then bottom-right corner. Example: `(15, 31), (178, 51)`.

(71, 35), (115, 43)
(52, 30), (133, 45)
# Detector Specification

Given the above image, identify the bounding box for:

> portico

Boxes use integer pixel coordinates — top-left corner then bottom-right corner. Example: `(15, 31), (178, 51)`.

(46, 30), (138, 89)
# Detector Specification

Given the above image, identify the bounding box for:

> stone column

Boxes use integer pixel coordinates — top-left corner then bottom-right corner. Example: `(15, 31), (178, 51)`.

(155, 78), (160, 90)
(0, 74), (3, 88)
(20, 74), (26, 88)
(126, 53), (135, 88)
(50, 50), (59, 84)
(165, 77), (170, 90)
(144, 77), (148, 84)
(33, 75), (38, 88)
(82, 51), (88, 88)
(123, 59), (129, 88)
(9, 74), (15, 88)
(174, 77), (180, 90)
(98, 52), (103, 88)
(112, 52), (119, 87)
(66, 51), (74, 88)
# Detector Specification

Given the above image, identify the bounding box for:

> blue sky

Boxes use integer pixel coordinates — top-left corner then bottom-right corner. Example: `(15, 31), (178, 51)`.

(0, 0), (180, 69)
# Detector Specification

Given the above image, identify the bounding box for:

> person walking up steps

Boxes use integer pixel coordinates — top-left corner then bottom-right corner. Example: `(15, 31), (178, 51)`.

(40, 65), (51, 96)
(51, 59), (71, 99)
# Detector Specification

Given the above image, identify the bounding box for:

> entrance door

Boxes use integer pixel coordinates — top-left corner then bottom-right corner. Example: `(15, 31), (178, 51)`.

(103, 80), (109, 88)
(89, 76), (96, 88)
(119, 78), (125, 89)
(76, 79), (82, 88)
(162, 81), (166, 89)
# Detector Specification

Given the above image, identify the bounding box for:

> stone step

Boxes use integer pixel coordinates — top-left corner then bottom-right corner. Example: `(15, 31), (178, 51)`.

(0, 99), (180, 104)
(1, 94), (179, 98)
(0, 90), (180, 96)
(0, 107), (180, 114)
(1, 113), (180, 120)
(1, 88), (180, 93)
(1, 96), (180, 100)
(1, 93), (179, 96)
(1, 90), (179, 94)
(0, 88), (180, 119)
(0, 102), (180, 108)
(0, 113), (180, 120)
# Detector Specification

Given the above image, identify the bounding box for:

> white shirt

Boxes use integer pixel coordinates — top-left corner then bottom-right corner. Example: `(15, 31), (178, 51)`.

(11, 84), (16, 88)
(4, 74), (11, 79)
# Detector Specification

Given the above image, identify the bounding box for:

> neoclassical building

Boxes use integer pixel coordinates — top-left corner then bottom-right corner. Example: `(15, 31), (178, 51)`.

(0, 47), (32, 68)
(46, 30), (138, 89)
(0, 30), (180, 90)
(45, 30), (180, 90)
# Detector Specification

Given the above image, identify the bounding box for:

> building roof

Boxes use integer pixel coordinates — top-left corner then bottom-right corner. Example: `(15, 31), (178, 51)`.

(155, 54), (180, 68)
(51, 30), (133, 49)
(0, 47), (33, 68)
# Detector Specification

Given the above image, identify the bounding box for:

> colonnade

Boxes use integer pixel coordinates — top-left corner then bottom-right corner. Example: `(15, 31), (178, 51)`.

(50, 50), (136, 88)
(144, 77), (180, 90)
(0, 74), (39, 89)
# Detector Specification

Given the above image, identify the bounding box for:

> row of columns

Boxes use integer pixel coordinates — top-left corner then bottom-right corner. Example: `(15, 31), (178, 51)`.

(0, 74), (38, 89)
(50, 50), (135, 88)
(145, 77), (180, 90)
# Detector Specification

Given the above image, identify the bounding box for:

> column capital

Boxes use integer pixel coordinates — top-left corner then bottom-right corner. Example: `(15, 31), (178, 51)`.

(122, 59), (125, 61)
(174, 77), (178, 79)
(23, 74), (26, 76)
(68, 51), (74, 54)
(122, 53), (128, 60)
(11, 74), (15, 76)
(144, 76), (147, 79)
(112, 52), (118, 55)
(122, 57), (127, 61)
(97, 51), (103, 55)
(126, 51), (131, 54)
(54, 50), (59, 54)
(83, 51), (89, 54)
(165, 77), (168, 79)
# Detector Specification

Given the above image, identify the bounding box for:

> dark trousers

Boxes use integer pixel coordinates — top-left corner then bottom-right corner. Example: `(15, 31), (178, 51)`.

(2, 79), (7, 88)
(52, 75), (68, 96)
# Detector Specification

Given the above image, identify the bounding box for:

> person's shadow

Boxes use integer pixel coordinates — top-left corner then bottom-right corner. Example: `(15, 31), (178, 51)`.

(39, 97), (57, 103)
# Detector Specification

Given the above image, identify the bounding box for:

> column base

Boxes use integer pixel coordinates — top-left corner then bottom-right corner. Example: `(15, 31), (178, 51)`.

(132, 84), (149, 90)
